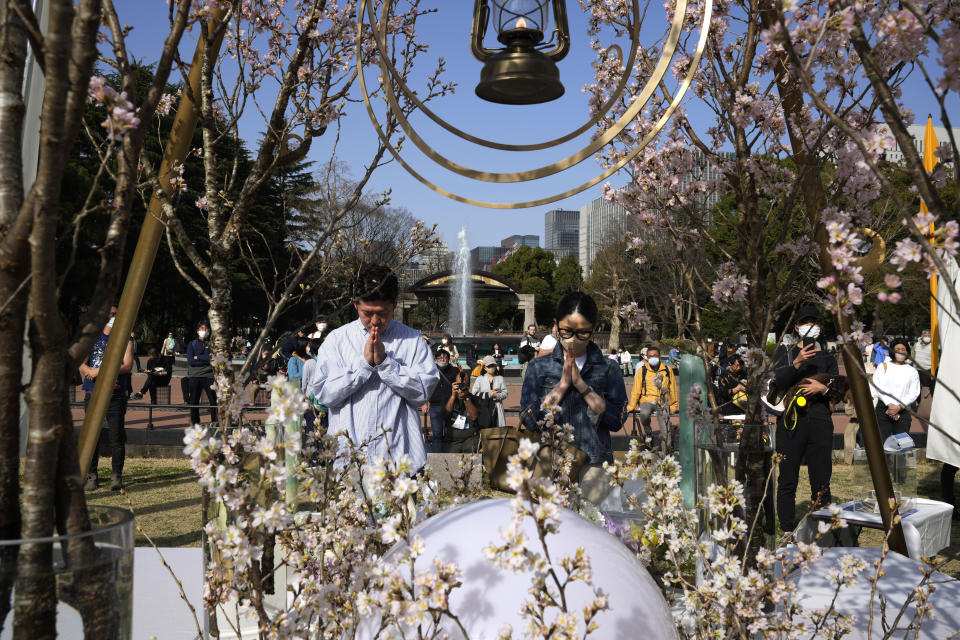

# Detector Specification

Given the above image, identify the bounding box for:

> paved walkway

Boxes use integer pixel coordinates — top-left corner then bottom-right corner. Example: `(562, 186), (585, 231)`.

(72, 374), (933, 438)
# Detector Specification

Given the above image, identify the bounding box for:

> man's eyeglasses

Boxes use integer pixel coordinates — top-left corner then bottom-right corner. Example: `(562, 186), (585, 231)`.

(557, 327), (593, 340)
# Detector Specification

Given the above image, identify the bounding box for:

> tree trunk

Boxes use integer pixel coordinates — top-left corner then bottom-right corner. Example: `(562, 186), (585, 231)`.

(0, 2), (30, 628)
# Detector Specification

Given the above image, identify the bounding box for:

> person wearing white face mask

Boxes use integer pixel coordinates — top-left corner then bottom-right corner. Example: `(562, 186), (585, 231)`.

(771, 304), (839, 531)
(912, 328), (936, 396)
(187, 322), (217, 427)
(626, 346), (678, 436)
(871, 338), (920, 441)
(308, 318), (329, 340)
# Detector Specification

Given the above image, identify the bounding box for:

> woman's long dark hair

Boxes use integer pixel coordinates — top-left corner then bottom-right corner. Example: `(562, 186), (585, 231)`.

(554, 291), (599, 325)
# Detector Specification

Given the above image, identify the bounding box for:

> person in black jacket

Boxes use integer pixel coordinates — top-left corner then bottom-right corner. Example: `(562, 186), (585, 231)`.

(772, 304), (838, 531)
(132, 347), (172, 404)
(427, 348), (458, 453)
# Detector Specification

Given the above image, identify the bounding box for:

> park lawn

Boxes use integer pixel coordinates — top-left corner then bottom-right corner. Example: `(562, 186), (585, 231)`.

(73, 456), (960, 578)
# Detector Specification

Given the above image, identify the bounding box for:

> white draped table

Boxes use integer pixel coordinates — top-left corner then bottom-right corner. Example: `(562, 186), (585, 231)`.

(795, 499), (953, 560)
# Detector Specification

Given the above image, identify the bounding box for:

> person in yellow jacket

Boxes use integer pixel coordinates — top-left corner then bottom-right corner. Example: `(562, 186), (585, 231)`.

(627, 346), (679, 434)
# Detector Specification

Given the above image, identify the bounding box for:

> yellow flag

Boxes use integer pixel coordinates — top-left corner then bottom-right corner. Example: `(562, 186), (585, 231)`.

(921, 116), (939, 375)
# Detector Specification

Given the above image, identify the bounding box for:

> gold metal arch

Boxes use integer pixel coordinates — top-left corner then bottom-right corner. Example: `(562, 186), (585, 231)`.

(356, 0), (713, 208)
(366, 0), (687, 183)
(361, 0), (643, 152)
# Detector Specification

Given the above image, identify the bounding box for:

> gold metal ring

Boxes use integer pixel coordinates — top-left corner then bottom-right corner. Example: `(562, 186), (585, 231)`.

(356, 0), (712, 208)
(361, 0), (642, 152)
(362, 0), (685, 181)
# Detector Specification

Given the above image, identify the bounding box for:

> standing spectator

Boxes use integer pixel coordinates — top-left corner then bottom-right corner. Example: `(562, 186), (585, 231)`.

(161, 331), (177, 357)
(467, 342), (480, 366)
(301, 338), (323, 432)
(715, 355), (747, 416)
(187, 322), (217, 426)
(668, 345), (681, 368)
(871, 338), (920, 440)
(912, 328), (935, 396)
(287, 337), (308, 387)
(80, 306), (134, 491)
(872, 337), (890, 365)
(443, 368), (480, 453)
(491, 343), (505, 370)
(472, 355), (507, 428)
(279, 328), (306, 361)
(716, 338), (729, 368)
(619, 346), (634, 377)
(771, 305), (839, 531)
(521, 292), (626, 503)
(626, 346), (679, 434)
(607, 348), (619, 361)
(130, 330), (141, 373)
(132, 347), (172, 405)
(308, 317), (329, 340)
(311, 264), (439, 469)
(256, 347), (279, 384)
(427, 349), (458, 453)
(439, 334), (460, 363)
(518, 324), (541, 380)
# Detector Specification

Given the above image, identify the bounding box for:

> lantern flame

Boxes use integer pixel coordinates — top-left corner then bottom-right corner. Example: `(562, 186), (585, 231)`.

(515, 17), (528, 29)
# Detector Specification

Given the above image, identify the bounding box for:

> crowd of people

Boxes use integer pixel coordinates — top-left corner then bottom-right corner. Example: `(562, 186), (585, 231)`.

(81, 263), (949, 523)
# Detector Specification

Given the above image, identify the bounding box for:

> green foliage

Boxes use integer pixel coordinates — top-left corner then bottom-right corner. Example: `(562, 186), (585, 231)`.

(57, 65), (310, 346)
(489, 246), (582, 325)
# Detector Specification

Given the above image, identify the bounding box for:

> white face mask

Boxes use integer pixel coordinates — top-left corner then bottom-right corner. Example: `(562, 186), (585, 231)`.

(797, 324), (821, 339)
(442, 339), (448, 344)
(198, 330), (209, 340)
(894, 351), (908, 363)
(648, 357), (660, 367)
(922, 336), (931, 344)
(106, 317), (115, 329)
(317, 323), (327, 331)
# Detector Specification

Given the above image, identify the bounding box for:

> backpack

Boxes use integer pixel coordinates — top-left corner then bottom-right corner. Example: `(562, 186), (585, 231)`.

(518, 344), (537, 364)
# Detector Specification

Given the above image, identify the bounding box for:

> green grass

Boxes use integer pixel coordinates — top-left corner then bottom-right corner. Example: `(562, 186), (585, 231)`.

(85, 457), (202, 548)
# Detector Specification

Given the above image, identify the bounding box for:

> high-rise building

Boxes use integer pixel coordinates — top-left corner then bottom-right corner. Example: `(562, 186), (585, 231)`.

(501, 234), (539, 248)
(578, 197), (632, 275)
(470, 245), (506, 271)
(544, 209), (579, 263)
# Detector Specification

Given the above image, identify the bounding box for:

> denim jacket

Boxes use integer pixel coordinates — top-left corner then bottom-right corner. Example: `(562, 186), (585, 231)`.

(520, 342), (627, 464)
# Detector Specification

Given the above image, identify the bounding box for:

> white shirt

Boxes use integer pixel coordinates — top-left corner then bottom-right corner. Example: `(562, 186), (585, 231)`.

(620, 350), (632, 364)
(872, 361), (921, 407)
(913, 339), (932, 370)
(311, 318), (439, 470)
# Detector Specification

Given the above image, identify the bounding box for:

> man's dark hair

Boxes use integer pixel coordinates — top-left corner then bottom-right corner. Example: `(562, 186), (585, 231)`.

(554, 291), (599, 325)
(646, 345), (660, 356)
(729, 355), (744, 367)
(354, 263), (399, 303)
(308, 338), (322, 354)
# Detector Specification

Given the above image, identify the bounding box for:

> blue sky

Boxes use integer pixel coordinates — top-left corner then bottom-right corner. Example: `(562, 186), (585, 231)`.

(120, 2), (953, 249)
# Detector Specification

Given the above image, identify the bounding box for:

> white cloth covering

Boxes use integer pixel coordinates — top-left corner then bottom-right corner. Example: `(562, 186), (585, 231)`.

(870, 361), (920, 407)
(927, 258), (960, 467)
(311, 318), (439, 470)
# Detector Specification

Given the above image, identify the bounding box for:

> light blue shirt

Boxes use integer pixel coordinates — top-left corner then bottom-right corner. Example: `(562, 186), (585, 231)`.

(311, 318), (439, 470)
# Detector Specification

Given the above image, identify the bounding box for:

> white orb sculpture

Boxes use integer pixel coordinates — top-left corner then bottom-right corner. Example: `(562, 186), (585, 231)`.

(368, 498), (677, 639)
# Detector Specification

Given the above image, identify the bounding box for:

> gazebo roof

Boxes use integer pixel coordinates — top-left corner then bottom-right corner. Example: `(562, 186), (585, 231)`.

(407, 270), (521, 299)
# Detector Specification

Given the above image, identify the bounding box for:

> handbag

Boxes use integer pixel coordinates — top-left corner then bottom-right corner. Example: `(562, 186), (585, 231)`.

(480, 404), (588, 493)
(475, 394), (499, 429)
